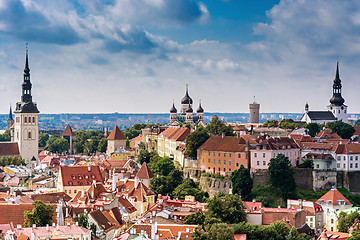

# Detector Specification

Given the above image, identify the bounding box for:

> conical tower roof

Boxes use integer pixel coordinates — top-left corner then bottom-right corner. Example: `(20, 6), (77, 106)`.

(62, 124), (76, 136)
(107, 126), (126, 140)
(136, 162), (154, 179)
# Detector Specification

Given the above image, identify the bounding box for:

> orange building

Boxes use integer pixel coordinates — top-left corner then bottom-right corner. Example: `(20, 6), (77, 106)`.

(197, 135), (250, 175)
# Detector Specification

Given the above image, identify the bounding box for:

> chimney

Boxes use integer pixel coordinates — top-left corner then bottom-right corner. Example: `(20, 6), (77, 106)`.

(46, 224), (49, 231)
(135, 176), (139, 188)
(222, 132), (225, 138)
(112, 173), (118, 192)
(32, 224), (36, 228)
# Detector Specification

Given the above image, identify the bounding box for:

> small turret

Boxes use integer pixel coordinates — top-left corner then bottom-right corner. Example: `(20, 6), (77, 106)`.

(305, 102), (309, 113)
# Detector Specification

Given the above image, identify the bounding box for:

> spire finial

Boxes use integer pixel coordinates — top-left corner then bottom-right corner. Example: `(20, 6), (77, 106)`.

(336, 61), (340, 80)
(25, 43), (29, 71)
(186, 84), (188, 93)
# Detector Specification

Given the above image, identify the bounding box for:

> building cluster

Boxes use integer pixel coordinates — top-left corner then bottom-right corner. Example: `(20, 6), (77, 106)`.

(0, 50), (359, 240)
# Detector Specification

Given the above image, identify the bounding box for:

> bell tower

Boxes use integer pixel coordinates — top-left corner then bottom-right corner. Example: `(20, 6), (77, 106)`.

(327, 62), (347, 123)
(14, 45), (40, 168)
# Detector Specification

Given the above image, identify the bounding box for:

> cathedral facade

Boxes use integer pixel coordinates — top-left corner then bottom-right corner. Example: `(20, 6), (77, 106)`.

(169, 85), (205, 126)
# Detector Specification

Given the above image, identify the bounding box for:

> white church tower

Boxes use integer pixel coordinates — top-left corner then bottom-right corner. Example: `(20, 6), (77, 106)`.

(14, 46), (40, 168)
(327, 62), (348, 123)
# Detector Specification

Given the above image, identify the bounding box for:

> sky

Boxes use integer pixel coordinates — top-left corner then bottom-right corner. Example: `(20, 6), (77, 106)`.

(1, 0), (360, 114)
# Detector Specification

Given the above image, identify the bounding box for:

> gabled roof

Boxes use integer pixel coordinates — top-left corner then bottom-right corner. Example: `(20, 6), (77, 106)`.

(107, 126), (126, 140)
(61, 124), (76, 137)
(59, 166), (104, 187)
(306, 111), (336, 120)
(335, 143), (360, 154)
(89, 209), (114, 231)
(30, 192), (71, 203)
(198, 135), (248, 153)
(316, 128), (341, 140)
(316, 188), (352, 206)
(136, 162), (154, 179)
(169, 128), (190, 142)
(0, 142), (19, 156)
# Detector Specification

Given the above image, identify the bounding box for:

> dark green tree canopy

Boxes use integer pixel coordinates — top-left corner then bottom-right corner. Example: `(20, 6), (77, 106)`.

(185, 126), (210, 158)
(268, 154), (297, 201)
(230, 165), (253, 200)
(325, 121), (355, 139)
(48, 138), (69, 154)
(24, 200), (54, 227)
(303, 123), (322, 137)
(206, 115), (235, 136)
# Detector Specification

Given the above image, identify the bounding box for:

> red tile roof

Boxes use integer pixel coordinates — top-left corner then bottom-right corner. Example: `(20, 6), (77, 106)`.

(0, 142), (20, 156)
(336, 143), (360, 154)
(30, 192), (71, 203)
(89, 209), (114, 231)
(59, 166), (104, 187)
(107, 126), (126, 140)
(198, 135), (248, 152)
(0, 204), (57, 225)
(131, 135), (142, 142)
(170, 128), (190, 142)
(317, 188), (352, 206)
(136, 162), (154, 179)
(316, 129), (341, 140)
(61, 125), (76, 137)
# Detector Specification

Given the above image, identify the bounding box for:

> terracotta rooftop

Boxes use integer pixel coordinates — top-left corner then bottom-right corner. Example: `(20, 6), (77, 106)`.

(30, 192), (72, 203)
(59, 166), (104, 187)
(198, 135), (248, 152)
(136, 162), (154, 179)
(336, 143), (360, 154)
(61, 124), (76, 137)
(131, 135), (143, 142)
(89, 209), (114, 231)
(317, 188), (352, 206)
(0, 142), (19, 156)
(107, 126), (126, 140)
(316, 128), (341, 140)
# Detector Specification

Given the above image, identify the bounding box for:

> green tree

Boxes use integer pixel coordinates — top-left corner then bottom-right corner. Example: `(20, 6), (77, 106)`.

(230, 165), (253, 200)
(0, 130), (11, 142)
(286, 227), (300, 240)
(24, 200), (54, 227)
(233, 222), (266, 240)
(279, 119), (299, 130)
(261, 120), (279, 128)
(298, 159), (313, 168)
(38, 133), (49, 147)
(152, 157), (175, 176)
(326, 121), (355, 139)
(265, 222), (290, 240)
(208, 223), (234, 240)
(355, 120), (360, 126)
(206, 115), (235, 136)
(338, 211), (360, 232)
(192, 227), (209, 240)
(268, 154), (297, 201)
(150, 175), (168, 196)
(173, 178), (208, 202)
(137, 150), (158, 165)
(183, 212), (205, 226)
(206, 194), (246, 224)
(97, 138), (107, 153)
(48, 138), (69, 154)
(303, 123), (322, 137)
(74, 213), (89, 229)
(166, 169), (183, 192)
(349, 230), (360, 240)
(185, 126), (210, 158)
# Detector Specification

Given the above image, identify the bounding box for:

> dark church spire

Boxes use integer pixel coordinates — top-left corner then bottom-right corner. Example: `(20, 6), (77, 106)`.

(329, 61), (345, 106)
(21, 44), (32, 103)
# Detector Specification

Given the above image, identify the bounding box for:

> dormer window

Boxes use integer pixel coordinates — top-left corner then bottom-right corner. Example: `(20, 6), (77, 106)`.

(72, 175), (76, 180)
(68, 181), (73, 186)
(319, 200), (324, 204)
(78, 175), (83, 180)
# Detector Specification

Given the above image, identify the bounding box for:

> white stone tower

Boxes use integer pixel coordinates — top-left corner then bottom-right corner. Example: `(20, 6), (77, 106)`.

(14, 46), (40, 168)
(249, 96), (260, 124)
(327, 62), (348, 123)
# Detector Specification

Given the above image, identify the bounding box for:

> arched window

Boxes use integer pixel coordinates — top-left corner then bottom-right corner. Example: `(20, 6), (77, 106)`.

(33, 117), (35, 123)
(24, 117), (27, 123)
(28, 131), (31, 139)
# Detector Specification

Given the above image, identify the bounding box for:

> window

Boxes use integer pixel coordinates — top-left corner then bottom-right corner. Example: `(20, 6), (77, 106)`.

(254, 153), (257, 158)
(213, 152), (215, 156)
(356, 163), (358, 168)
(337, 156), (341, 161)
(351, 156), (353, 161)
(229, 160), (231, 166)
(331, 219), (334, 224)
(224, 160), (226, 165)
(69, 190), (72, 194)
(310, 217), (313, 222)
(229, 153), (231, 157)
(24, 117), (27, 123)
(202, 159), (204, 163)
(263, 153), (266, 158)
(236, 163), (239, 167)
(213, 160), (215, 165)
(257, 161), (260, 166)
(263, 161), (266, 166)
(316, 164), (319, 169)
(238, 153), (241, 158)
(350, 163), (353, 168)
(28, 131), (31, 139)
(224, 153), (226, 157)
(337, 163), (340, 168)
(219, 160), (221, 165)
(344, 164), (346, 168)
(344, 156), (346, 160)
(208, 159), (210, 163)
(356, 156), (359, 160)
(33, 117), (35, 122)
(218, 153), (220, 157)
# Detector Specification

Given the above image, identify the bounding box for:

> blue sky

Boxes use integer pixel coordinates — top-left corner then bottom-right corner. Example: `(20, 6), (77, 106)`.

(0, 0), (360, 114)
